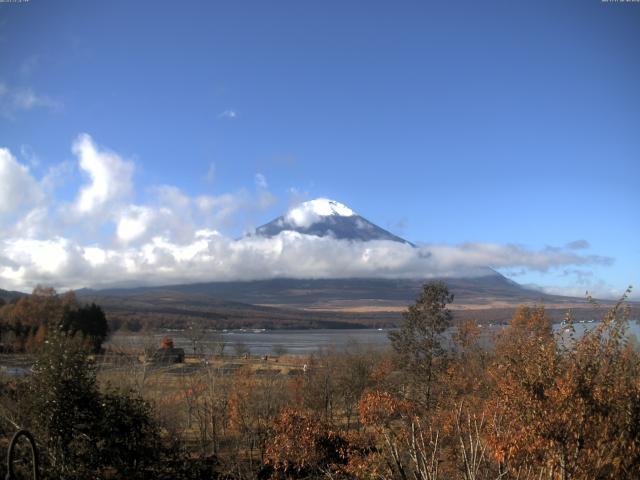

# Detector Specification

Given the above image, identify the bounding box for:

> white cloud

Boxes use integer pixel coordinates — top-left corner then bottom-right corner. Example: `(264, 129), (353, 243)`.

(256, 190), (277, 211)
(0, 82), (61, 117)
(255, 173), (268, 188)
(530, 282), (637, 302)
(0, 229), (618, 293)
(72, 133), (134, 216)
(218, 109), (237, 119)
(3, 237), (71, 276)
(423, 243), (612, 273)
(285, 206), (321, 228)
(116, 205), (155, 243)
(12, 88), (56, 110)
(152, 185), (191, 210)
(0, 135), (624, 296)
(0, 148), (43, 216)
(20, 144), (40, 167)
(41, 160), (74, 193)
(10, 207), (50, 239)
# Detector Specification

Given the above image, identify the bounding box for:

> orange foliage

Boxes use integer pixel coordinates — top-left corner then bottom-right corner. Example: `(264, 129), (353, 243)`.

(358, 391), (414, 428)
(485, 301), (640, 479)
(264, 408), (374, 478)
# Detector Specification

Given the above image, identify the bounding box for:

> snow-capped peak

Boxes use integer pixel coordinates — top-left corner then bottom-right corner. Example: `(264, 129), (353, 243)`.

(255, 198), (412, 244)
(300, 198), (355, 217)
(285, 198), (355, 228)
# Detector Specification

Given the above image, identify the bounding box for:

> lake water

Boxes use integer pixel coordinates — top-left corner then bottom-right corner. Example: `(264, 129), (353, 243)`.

(108, 320), (640, 356)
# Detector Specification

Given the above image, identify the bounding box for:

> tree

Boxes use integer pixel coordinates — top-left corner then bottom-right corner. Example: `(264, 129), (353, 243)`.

(263, 408), (369, 479)
(0, 286), (72, 352)
(487, 293), (640, 480)
(60, 302), (109, 353)
(209, 330), (226, 357)
(0, 288), (109, 353)
(27, 328), (102, 478)
(388, 281), (453, 407)
(95, 390), (162, 477)
(25, 327), (165, 479)
(186, 320), (207, 355)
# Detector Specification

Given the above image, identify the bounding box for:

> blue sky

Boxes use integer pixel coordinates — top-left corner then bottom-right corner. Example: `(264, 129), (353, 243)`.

(0, 0), (638, 297)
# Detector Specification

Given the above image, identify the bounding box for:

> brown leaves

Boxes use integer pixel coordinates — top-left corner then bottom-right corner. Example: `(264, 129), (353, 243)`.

(358, 391), (415, 429)
(264, 408), (373, 478)
(485, 303), (640, 479)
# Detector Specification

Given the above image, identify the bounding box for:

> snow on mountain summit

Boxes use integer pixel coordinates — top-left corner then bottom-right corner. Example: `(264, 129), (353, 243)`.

(255, 198), (412, 244)
(285, 199), (355, 228)
(299, 198), (355, 217)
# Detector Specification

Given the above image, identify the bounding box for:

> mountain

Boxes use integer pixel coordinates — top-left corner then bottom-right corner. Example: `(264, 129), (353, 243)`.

(77, 276), (616, 330)
(77, 288), (366, 330)
(99, 275), (540, 307)
(0, 288), (25, 303)
(74, 199), (628, 329)
(254, 198), (413, 245)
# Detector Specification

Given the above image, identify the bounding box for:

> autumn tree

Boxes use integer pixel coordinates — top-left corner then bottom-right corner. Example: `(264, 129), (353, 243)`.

(227, 367), (290, 474)
(487, 293), (640, 479)
(332, 344), (378, 429)
(262, 408), (372, 479)
(447, 319), (491, 403)
(0, 286), (72, 351)
(0, 288), (108, 353)
(357, 391), (438, 480)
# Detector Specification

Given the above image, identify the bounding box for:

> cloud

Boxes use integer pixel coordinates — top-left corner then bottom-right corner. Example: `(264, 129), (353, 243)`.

(10, 207), (50, 239)
(560, 268), (594, 284)
(285, 204), (322, 228)
(0, 135), (623, 295)
(284, 199), (355, 228)
(195, 188), (276, 230)
(218, 109), (237, 119)
(287, 187), (310, 207)
(255, 173), (268, 189)
(0, 148), (43, 216)
(0, 230), (618, 293)
(72, 133), (134, 216)
(20, 144), (40, 167)
(116, 205), (155, 243)
(565, 239), (590, 250)
(422, 243), (613, 273)
(0, 82), (61, 117)
(152, 185), (191, 210)
(204, 162), (216, 183)
(41, 160), (74, 193)
(528, 282), (636, 302)
(12, 88), (59, 110)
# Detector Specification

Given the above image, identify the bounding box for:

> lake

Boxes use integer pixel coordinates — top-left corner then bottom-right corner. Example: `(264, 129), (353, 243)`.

(108, 320), (640, 356)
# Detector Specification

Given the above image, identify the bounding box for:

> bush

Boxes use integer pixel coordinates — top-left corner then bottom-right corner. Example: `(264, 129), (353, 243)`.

(23, 328), (164, 479)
